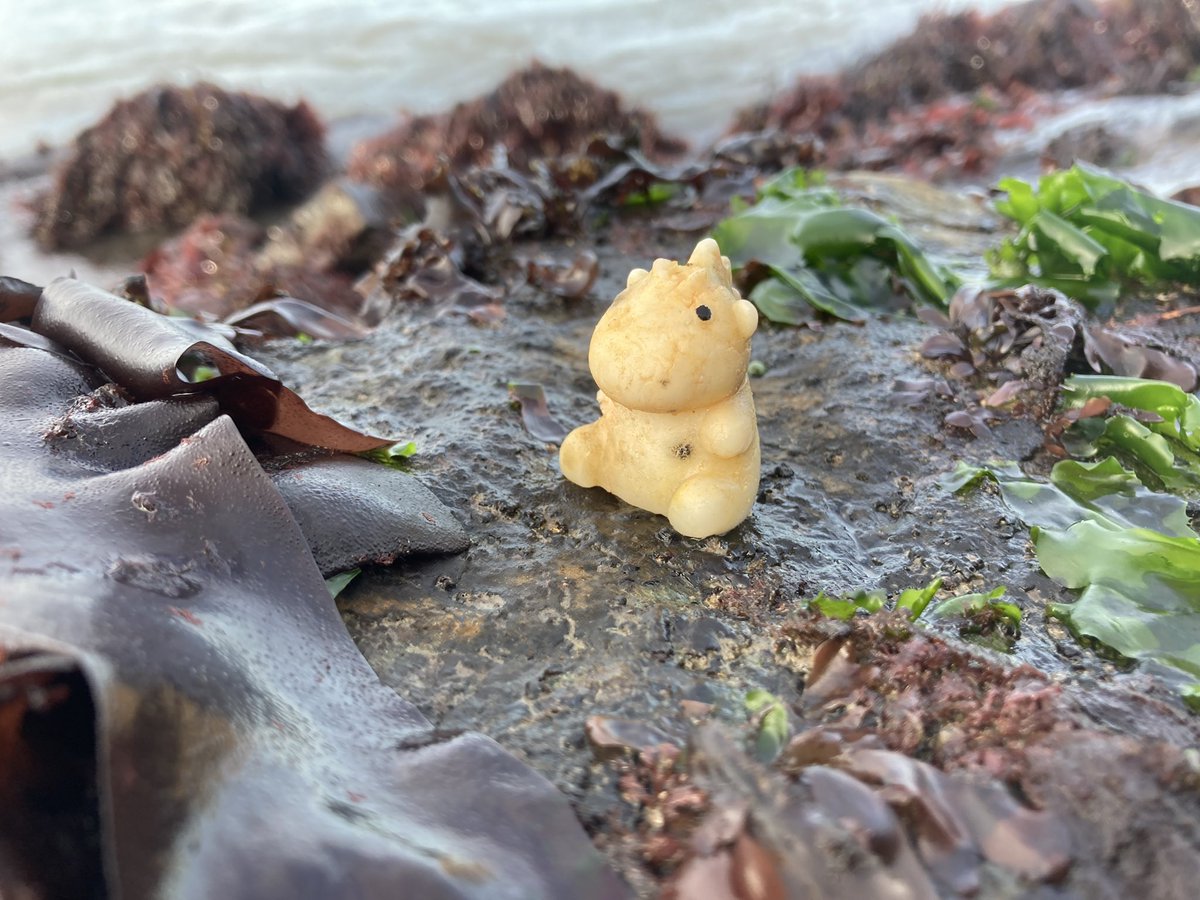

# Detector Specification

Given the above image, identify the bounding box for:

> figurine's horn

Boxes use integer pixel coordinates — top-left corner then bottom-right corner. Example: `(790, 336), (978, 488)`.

(689, 238), (733, 287)
(688, 238), (722, 268)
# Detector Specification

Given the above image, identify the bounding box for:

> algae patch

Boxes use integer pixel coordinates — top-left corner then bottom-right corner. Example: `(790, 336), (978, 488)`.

(947, 455), (1200, 705)
(991, 163), (1200, 307)
(711, 168), (958, 323)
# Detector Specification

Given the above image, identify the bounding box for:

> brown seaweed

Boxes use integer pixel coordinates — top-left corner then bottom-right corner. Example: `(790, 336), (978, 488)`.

(919, 284), (1198, 440)
(347, 63), (684, 196)
(525, 250), (600, 300)
(732, 0), (1200, 180)
(34, 83), (328, 250)
(662, 724), (1071, 899)
(0, 277), (41, 321)
(140, 214), (364, 324)
(0, 281), (625, 898)
(358, 226), (503, 325)
(222, 297), (370, 341)
(33, 277), (386, 451)
(508, 383), (570, 444)
(266, 454), (469, 574)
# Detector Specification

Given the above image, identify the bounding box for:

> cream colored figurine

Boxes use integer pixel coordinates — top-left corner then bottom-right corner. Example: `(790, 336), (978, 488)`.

(559, 238), (760, 538)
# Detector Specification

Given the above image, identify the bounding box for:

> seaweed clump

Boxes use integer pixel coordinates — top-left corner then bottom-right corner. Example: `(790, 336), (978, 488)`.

(589, 610), (1200, 897)
(734, 0), (1200, 178)
(140, 213), (363, 321)
(34, 82), (329, 250)
(348, 62), (685, 195)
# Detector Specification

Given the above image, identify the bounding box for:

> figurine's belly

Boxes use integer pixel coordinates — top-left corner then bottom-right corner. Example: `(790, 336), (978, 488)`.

(597, 406), (717, 515)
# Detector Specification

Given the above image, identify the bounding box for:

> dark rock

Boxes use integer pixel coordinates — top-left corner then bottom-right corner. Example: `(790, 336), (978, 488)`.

(249, 209), (1200, 894)
(1042, 123), (1137, 170)
(258, 178), (407, 273)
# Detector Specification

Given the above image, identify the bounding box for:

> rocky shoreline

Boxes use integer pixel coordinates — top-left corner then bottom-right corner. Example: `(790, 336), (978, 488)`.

(4, 0), (1200, 897)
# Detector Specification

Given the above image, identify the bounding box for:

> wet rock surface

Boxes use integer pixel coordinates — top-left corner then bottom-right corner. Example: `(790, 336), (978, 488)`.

(7, 6), (1200, 894)
(255, 212), (1200, 896)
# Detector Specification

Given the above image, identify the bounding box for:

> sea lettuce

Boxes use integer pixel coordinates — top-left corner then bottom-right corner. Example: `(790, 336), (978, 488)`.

(712, 169), (958, 322)
(946, 457), (1200, 705)
(990, 163), (1200, 308)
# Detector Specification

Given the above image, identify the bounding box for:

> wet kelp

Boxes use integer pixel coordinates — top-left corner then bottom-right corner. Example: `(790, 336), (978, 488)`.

(28, 278), (385, 451)
(267, 454), (469, 574)
(0, 279), (623, 898)
(34, 83), (329, 250)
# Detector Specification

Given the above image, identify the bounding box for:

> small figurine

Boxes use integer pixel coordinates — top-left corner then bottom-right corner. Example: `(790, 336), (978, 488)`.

(560, 238), (760, 538)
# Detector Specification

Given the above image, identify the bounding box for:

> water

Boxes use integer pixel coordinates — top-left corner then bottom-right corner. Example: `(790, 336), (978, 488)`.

(0, 0), (1018, 162)
(1000, 90), (1200, 197)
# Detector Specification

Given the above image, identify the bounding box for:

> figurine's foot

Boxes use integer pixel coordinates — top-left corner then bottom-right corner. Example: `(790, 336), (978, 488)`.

(558, 425), (599, 488)
(667, 475), (753, 539)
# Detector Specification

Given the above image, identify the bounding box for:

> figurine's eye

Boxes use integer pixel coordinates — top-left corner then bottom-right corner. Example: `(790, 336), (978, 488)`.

(695, 305), (712, 321)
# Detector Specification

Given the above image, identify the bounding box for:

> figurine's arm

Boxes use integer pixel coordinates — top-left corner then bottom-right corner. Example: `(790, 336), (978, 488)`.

(701, 383), (756, 458)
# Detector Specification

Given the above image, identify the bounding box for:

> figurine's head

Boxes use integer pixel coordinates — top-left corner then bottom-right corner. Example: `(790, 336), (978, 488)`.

(589, 239), (758, 413)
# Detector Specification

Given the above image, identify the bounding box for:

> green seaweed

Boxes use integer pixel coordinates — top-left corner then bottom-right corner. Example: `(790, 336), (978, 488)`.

(716, 164), (1200, 323)
(361, 440), (419, 470)
(807, 577), (944, 622)
(990, 163), (1200, 308)
(925, 586), (1021, 653)
(1061, 375), (1200, 493)
(619, 182), (681, 207)
(325, 568), (361, 599)
(744, 688), (790, 763)
(895, 578), (943, 619)
(949, 458), (1200, 705)
(712, 168), (959, 323)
